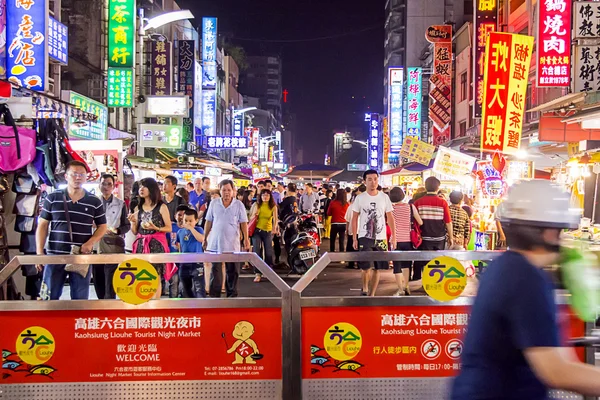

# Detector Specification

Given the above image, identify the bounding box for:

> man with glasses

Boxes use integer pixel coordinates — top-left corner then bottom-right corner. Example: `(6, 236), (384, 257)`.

(92, 174), (130, 299)
(36, 161), (108, 300)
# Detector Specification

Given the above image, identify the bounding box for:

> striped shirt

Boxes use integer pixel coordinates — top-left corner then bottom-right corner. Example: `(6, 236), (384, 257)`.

(392, 203), (412, 243)
(414, 194), (451, 242)
(40, 190), (107, 254)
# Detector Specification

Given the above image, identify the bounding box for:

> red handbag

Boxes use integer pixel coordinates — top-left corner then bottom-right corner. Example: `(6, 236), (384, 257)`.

(410, 205), (423, 249)
(248, 215), (258, 237)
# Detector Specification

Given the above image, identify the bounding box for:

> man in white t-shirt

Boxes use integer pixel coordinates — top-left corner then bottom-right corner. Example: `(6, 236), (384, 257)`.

(351, 170), (396, 296)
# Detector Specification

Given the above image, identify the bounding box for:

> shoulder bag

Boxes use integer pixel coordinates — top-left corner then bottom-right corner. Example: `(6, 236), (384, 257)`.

(61, 192), (90, 277)
(409, 204), (423, 249)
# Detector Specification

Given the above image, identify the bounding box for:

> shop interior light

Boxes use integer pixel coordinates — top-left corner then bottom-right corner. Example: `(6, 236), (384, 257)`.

(515, 149), (528, 160)
(144, 10), (195, 31)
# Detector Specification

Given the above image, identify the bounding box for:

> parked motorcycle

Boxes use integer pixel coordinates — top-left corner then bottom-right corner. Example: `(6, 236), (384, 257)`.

(281, 213), (320, 275)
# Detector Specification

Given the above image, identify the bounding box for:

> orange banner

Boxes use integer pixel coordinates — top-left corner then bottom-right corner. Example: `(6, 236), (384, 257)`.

(1, 308), (281, 383)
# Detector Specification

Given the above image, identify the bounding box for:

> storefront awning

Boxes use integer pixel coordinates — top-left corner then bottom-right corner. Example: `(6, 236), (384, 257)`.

(527, 92), (587, 113)
(561, 106), (600, 124)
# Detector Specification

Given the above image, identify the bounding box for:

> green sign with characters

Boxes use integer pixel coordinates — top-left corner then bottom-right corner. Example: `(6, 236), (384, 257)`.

(139, 124), (183, 149)
(108, 0), (136, 68)
(107, 67), (134, 108)
(66, 91), (108, 140)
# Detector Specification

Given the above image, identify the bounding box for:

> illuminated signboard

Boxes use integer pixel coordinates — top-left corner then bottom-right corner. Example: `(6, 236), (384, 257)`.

(194, 60), (202, 138)
(202, 89), (216, 137)
(146, 95), (188, 117)
(480, 32), (533, 154)
(150, 40), (171, 95)
(48, 16), (67, 64)
(473, 0), (498, 118)
(426, 25), (453, 145)
(6, 0), (48, 91)
(406, 67), (423, 138)
(369, 113), (380, 169)
(233, 113), (243, 136)
(107, 67), (134, 107)
(383, 117), (390, 164)
(388, 68), (403, 153)
(206, 136), (249, 149)
(139, 124), (183, 149)
(251, 128), (260, 163)
(537, 0), (571, 87)
(202, 17), (217, 89)
(108, 0), (135, 68)
(65, 91), (108, 140)
(178, 40), (195, 142)
(364, 113), (371, 122)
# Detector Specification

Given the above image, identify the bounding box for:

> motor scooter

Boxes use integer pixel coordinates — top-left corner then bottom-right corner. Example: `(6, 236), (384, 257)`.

(281, 213), (320, 275)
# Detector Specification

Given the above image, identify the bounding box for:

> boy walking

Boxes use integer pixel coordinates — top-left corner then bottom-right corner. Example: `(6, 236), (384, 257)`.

(175, 209), (206, 298)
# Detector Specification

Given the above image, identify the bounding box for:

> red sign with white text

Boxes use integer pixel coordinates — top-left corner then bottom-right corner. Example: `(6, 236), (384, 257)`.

(1, 308), (281, 384)
(302, 305), (584, 379)
(537, 0), (572, 87)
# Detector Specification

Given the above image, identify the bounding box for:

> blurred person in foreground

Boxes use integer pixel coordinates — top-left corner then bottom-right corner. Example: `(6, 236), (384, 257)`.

(451, 180), (600, 400)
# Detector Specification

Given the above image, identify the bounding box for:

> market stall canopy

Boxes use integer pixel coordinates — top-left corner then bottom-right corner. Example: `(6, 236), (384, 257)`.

(284, 163), (344, 180)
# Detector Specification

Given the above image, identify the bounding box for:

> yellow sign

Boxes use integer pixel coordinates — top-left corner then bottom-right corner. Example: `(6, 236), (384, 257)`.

(433, 146), (477, 179)
(383, 117), (390, 164)
(113, 259), (160, 305)
(399, 136), (435, 166)
(324, 322), (362, 361)
(422, 257), (467, 301)
(16, 326), (55, 365)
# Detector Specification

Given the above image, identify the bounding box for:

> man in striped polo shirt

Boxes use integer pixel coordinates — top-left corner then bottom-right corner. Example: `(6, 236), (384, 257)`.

(36, 160), (107, 300)
(413, 176), (453, 281)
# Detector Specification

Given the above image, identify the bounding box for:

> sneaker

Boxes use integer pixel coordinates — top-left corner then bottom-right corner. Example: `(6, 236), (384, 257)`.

(254, 275), (262, 283)
(394, 289), (405, 297)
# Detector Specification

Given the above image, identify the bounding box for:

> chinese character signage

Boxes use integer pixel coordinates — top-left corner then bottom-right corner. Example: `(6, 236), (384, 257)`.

(480, 32), (533, 154)
(108, 0), (135, 68)
(369, 113), (380, 169)
(64, 91), (108, 140)
(575, 45), (600, 92)
(251, 128), (260, 163)
(383, 117), (390, 164)
(574, 1), (600, 39)
(0, 307), (281, 383)
(426, 25), (453, 145)
(194, 60), (202, 138)
(206, 136), (249, 149)
(178, 40), (195, 143)
(150, 40), (171, 96)
(388, 67), (403, 153)
(476, 152), (508, 199)
(400, 136), (435, 166)
(202, 89), (216, 137)
(473, 0), (497, 118)
(537, 0), (571, 87)
(139, 124), (183, 149)
(202, 17), (217, 89)
(6, 0), (48, 91)
(433, 146), (476, 179)
(406, 67), (423, 138)
(233, 113), (243, 136)
(48, 16), (67, 64)
(107, 67), (134, 107)
(302, 306), (470, 379)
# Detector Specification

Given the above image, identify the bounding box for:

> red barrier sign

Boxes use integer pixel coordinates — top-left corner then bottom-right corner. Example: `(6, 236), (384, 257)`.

(302, 305), (584, 379)
(1, 308), (282, 384)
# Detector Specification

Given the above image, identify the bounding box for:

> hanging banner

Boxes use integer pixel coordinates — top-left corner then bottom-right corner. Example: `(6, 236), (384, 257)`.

(178, 40), (195, 143)
(383, 117), (390, 164)
(150, 40), (171, 96)
(406, 67), (423, 138)
(6, 0), (48, 91)
(476, 152), (508, 199)
(537, 0), (571, 87)
(369, 114), (380, 169)
(573, 2), (600, 39)
(473, 0), (498, 118)
(480, 32), (533, 154)
(399, 136), (435, 166)
(574, 44), (600, 92)
(388, 67), (404, 154)
(433, 146), (476, 179)
(107, 67), (134, 108)
(48, 16), (68, 65)
(108, 0), (135, 68)
(427, 25), (453, 146)
(201, 17), (217, 89)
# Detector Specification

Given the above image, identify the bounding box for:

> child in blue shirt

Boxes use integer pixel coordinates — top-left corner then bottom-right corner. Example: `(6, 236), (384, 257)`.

(175, 208), (206, 298)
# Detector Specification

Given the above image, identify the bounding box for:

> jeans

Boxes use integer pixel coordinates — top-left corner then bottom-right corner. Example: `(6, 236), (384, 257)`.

(412, 240), (445, 281)
(357, 238), (389, 270)
(41, 264), (91, 300)
(179, 263), (206, 298)
(92, 264), (118, 299)
(393, 242), (413, 274)
(252, 229), (274, 275)
(330, 224), (346, 252)
(273, 234), (282, 263)
(209, 262), (240, 297)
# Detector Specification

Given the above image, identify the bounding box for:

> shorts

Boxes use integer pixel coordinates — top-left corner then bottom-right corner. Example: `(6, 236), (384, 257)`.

(358, 237), (389, 271)
(393, 242), (413, 274)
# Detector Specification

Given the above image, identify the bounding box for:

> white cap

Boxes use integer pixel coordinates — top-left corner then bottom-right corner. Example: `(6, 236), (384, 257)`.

(501, 180), (580, 229)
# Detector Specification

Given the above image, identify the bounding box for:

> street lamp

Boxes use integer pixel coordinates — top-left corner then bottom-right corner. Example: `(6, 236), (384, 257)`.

(135, 9), (195, 156)
(231, 106), (258, 136)
(232, 107), (257, 117)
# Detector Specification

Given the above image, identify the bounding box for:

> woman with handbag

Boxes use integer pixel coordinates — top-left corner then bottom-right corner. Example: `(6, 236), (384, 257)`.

(249, 189), (279, 283)
(389, 187), (423, 296)
(129, 178), (173, 298)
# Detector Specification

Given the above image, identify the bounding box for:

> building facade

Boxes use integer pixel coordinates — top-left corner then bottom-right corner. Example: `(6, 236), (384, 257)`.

(241, 56), (283, 127)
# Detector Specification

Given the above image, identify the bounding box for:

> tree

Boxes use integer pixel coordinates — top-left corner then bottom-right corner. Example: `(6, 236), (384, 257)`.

(224, 44), (249, 71)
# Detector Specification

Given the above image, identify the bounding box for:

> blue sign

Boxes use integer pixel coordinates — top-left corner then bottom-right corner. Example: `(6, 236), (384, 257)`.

(202, 89), (216, 137)
(388, 67), (404, 153)
(48, 16), (67, 64)
(233, 113), (243, 136)
(206, 135), (249, 149)
(202, 17), (217, 89)
(369, 114), (380, 169)
(364, 113), (371, 122)
(6, 0), (47, 91)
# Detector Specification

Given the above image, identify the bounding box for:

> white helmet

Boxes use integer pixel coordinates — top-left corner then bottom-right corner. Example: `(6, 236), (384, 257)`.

(501, 180), (580, 229)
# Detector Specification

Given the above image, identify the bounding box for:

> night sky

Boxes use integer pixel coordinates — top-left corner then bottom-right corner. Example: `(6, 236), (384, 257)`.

(177, 0), (386, 163)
